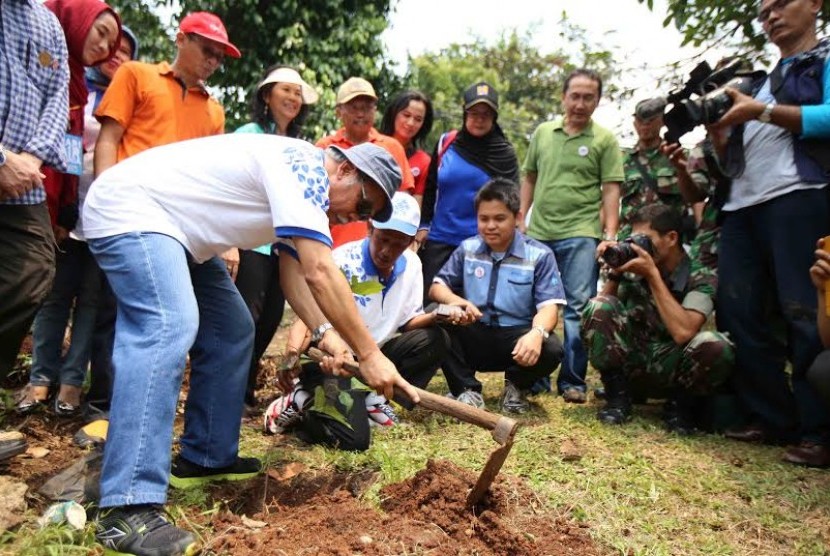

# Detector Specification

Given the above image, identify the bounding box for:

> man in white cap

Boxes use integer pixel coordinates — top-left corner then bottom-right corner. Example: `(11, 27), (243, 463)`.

(86, 134), (418, 556)
(265, 193), (450, 449)
(317, 76), (414, 247)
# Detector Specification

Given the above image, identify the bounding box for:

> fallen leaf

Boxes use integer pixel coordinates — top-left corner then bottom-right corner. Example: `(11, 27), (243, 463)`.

(241, 515), (267, 529)
(559, 439), (583, 462)
(267, 462), (307, 482)
(26, 447), (50, 459)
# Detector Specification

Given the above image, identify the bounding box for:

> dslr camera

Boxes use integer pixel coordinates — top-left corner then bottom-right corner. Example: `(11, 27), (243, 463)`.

(657, 59), (767, 143)
(602, 233), (654, 268)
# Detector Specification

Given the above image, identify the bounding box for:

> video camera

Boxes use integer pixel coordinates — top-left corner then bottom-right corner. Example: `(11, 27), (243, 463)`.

(650, 59), (766, 144)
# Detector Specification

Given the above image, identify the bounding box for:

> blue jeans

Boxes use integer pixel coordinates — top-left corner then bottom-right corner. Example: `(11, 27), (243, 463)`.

(544, 237), (598, 393)
(30, 238), (100, 388)
(717, 188), (829, 442)
(89, 232), (254, 507)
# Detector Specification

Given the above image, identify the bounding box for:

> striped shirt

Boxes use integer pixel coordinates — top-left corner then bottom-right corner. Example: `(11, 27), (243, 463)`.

(1, 0), (69, 205)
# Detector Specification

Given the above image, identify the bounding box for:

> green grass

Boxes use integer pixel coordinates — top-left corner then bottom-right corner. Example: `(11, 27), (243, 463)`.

(3, 372), (830, 555)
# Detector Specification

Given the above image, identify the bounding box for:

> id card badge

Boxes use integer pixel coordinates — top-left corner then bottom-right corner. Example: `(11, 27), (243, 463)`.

(63, 133), (83, 176)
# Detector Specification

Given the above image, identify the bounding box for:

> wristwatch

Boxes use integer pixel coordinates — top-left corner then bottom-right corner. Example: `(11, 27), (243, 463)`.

(758, 103), (774, 124)
(532, 326), (550, 340)
(311, 322), (333, 343)
(0, 144), (6, 167)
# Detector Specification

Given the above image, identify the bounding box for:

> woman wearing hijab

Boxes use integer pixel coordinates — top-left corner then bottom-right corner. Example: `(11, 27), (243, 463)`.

(417, 81), (519, 297)
(233, 65), (319, 410)
(17, 0), (121, 416)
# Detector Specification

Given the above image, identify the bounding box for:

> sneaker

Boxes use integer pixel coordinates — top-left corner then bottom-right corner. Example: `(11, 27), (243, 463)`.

(263, 392), (305, 434)
(95, 504), (199, 556)
(562, 387), (587, 404)
(169, 454), (261, 489)
(455, 390), (485, 409)
(501, 381), (529, 414)
(367, 402), (399, 427)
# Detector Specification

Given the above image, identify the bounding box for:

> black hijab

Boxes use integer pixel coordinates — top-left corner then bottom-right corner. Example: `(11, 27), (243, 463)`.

(452, 119), (519, 182)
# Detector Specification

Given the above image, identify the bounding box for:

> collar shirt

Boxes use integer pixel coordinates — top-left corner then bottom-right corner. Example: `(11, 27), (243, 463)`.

(334, 238), (424, 345)
(82, 134), (332, 262)
(1, 0), (69, 205)
(434, 231), (566, 328)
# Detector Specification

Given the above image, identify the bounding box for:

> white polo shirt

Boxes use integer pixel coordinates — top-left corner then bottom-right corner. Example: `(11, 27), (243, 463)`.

(334, 238), (424, 345)
(82, 134), (332, 262)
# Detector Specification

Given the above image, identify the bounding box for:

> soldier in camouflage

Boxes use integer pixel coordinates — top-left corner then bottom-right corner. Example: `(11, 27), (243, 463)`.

(583, 204), (733, 434)
(618, 99), (709, 241)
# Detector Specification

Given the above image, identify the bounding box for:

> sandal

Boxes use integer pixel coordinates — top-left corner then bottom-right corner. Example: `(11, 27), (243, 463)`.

(54, 385), (83, 418)
(15, 385), (49, 414)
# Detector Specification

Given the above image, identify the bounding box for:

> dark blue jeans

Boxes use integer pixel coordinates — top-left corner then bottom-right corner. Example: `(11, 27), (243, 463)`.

(717, 187), (830, 442)
(544, 237), (599, 394)
(29, 238), (100, 388)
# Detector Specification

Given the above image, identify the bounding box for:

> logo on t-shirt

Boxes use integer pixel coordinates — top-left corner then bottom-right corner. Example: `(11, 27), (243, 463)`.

(474, 266), (485, 279)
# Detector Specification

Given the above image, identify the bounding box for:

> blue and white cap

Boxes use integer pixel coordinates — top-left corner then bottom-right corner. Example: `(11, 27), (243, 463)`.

(371, 192), (420, 237)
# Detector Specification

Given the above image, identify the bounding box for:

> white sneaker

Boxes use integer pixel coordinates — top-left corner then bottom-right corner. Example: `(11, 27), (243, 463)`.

(367, 402), (399, 427)
(263, 390), (306, 434)
(455, 390), (485, 409)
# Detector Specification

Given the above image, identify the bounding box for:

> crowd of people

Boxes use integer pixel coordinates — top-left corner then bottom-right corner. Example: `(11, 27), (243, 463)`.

(1, 0), (829, 555)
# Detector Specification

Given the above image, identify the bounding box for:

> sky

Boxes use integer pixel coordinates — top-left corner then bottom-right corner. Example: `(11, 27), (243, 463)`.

(380, 0), (735, 144)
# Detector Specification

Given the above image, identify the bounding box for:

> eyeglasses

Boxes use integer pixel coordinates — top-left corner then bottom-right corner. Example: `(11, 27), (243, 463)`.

(355, 183), (375, 221)
(757, 0), (796, 23)
(187, 34), (225, 63)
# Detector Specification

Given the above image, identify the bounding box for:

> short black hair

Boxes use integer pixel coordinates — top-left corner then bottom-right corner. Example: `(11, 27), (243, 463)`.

(475, 178), (520, 215)
(379, 90), (434, 157)
(563, 68), (603, 98)
(631, 204), (683, 236)
(250, 64), (310, 138)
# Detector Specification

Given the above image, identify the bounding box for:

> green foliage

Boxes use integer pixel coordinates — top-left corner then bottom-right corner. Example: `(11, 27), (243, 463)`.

(638, 0), (828, 56)
(172, 0), (405, 135)
(407, 20), (619, 162)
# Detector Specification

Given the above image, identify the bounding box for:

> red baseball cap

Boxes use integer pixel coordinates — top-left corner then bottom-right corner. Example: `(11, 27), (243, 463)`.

(179, 12), (241, 58)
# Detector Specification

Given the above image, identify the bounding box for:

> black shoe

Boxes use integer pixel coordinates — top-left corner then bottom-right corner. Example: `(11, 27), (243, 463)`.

(663, 398), (697, 436)
(596, 371), (631, 425)
(169, 454), (261, 489)
(95, 504), (199, 556)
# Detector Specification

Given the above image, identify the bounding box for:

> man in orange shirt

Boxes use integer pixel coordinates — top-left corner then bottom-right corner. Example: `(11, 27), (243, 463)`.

(93, 11), (238, 172)
(317, 77), (414, 246)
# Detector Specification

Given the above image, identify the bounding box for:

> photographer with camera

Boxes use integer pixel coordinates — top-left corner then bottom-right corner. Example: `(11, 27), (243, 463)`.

(706, 0), (830, 466)
(619, 98), (709, 241)
(582, 205), (734, 434)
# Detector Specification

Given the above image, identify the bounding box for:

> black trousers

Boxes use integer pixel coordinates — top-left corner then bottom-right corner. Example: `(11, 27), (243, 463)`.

(441, 323), (563, 396)
(808, 349), (830, 412)
(418, 240), (457, 305)
(299, 326), (449, 451)
(234, 249), (285, 405)
(86, 274), (116, 413)
(0, 203), (55, 380)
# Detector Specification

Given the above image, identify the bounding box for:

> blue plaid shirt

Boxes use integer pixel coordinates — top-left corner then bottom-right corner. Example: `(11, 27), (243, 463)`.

(1, 0), (69, 205)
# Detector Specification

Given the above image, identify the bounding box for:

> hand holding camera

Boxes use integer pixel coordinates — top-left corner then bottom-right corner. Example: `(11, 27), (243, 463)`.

(601, 233), (659, 279)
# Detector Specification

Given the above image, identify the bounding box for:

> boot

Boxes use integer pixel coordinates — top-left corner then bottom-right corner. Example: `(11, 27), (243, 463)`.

(597, 370), (632, 425)
(663, 389), (698, 436)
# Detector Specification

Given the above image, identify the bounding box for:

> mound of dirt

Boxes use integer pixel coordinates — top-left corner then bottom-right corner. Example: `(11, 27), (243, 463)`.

(208, 459), (601, 555)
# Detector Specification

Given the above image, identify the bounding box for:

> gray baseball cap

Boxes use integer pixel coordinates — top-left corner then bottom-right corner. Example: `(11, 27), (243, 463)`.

(329, 143), (401, 222)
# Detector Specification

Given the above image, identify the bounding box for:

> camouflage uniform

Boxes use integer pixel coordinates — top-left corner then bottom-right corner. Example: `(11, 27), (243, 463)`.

(686, 143), (721, 300)
(619, 146), (708, 240)
(582, 253), (733, 394)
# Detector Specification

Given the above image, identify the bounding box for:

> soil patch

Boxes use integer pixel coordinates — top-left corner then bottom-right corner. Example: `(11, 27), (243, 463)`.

(207, 459), (601, 555)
